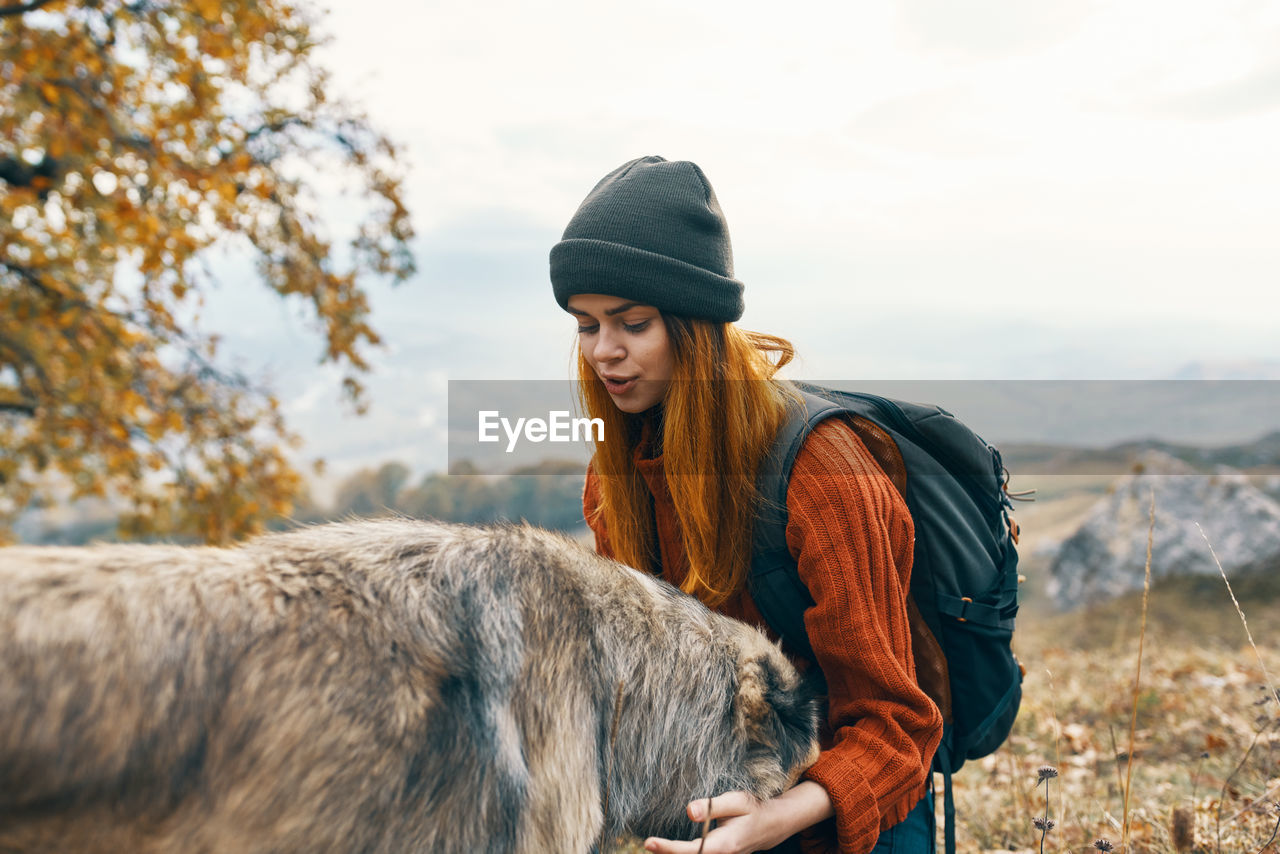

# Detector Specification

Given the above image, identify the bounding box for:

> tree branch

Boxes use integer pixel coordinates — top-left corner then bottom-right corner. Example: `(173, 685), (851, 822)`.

(0, 0), (57, 17)
(0, 333), (54, 397)
(44, 77), (155, 154)
(1, 260), (84, 309)
(0, 401), (37, 416)
(245, 116), (310, 142)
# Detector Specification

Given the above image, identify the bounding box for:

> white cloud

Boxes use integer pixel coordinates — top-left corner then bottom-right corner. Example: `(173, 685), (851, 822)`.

(895, 0), (1097, 59)
(194, 0), (1280, 471)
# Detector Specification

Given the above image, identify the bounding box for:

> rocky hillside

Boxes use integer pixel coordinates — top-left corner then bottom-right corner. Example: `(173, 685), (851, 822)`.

(1044, 451), (1280, 608)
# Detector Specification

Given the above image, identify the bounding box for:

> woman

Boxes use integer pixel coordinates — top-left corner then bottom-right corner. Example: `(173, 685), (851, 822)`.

(550, 156), (943, 854)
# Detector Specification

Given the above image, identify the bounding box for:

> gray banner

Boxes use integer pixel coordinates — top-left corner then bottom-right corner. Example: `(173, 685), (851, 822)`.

(447, 380), (1280, 476)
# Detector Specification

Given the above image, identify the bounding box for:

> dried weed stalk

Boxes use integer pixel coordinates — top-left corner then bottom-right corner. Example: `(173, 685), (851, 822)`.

(1197, 522), (1280, 707)
(602, 680), (626, 829)
(1121, 490), (1156, 851)
(697, 796), (713, 854)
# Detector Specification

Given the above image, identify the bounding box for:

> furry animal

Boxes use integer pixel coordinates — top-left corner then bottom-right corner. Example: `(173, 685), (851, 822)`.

(0, 518), (818, 853)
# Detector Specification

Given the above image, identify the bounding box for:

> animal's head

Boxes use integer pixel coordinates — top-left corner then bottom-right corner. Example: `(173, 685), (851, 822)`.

(596, 566), (821, 842)
(611, 624), (820, 843)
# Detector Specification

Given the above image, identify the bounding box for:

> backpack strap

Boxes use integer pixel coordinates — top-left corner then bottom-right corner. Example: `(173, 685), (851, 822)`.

(937, 738), (957, 854)
(751, 389), (960, 853)
(749, 390), (851, 663)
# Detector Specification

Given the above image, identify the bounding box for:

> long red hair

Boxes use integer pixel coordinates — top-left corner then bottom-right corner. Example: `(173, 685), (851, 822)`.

(577, 318), (798, 607)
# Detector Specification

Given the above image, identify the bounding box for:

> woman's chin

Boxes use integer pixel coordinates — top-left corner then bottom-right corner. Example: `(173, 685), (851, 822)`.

(609, 393), (662, 414)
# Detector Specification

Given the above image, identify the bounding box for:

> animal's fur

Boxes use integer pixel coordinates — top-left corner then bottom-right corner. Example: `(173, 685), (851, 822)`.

(0, 519), (818, 853)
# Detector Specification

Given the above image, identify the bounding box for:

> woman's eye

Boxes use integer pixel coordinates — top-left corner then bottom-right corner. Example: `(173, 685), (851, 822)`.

(576, 324), (599, 334)
(623, 320), (651, 333)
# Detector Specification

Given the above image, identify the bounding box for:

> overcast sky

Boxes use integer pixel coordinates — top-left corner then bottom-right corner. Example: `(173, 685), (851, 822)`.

(198, 0), (1280, 482)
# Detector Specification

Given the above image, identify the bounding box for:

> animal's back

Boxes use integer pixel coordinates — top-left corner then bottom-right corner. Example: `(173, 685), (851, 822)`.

(0, 520), (586, 853)
(0, 519), (817, 853)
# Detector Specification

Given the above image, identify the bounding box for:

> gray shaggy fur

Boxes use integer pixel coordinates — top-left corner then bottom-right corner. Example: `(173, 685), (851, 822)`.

(0, 518), (818, 853)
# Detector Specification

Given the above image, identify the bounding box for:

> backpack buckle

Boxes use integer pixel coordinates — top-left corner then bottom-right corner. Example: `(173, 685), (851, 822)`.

(957, 597), (973, 622)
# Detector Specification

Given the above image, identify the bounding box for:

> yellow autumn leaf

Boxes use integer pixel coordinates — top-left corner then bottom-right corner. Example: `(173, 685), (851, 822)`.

(194, 0), (221, 23)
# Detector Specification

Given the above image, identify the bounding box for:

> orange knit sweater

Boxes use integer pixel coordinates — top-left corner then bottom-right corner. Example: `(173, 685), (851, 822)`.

(582, 417), (943, 854)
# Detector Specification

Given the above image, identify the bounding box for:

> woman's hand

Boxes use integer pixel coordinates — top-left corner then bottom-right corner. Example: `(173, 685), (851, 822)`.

(642, 781), (834, 854)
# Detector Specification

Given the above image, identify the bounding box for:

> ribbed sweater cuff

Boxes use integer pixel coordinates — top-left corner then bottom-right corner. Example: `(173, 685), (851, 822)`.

(802, 752), (930, 854)
(803, 753), (878, 853)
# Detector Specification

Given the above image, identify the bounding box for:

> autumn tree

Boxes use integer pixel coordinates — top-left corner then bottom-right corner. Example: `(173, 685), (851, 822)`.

(331, 461), (409, 517)
(0, 0), (414, 543)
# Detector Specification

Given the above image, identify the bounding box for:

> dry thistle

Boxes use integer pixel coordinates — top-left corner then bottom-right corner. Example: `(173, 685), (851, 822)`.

(1191, 750), (1210, 804)
(1034, 765), (1059, 853)
(1093, 840), (1115, 852)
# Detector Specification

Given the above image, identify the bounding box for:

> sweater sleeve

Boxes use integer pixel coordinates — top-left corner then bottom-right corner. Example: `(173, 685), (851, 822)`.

(582, 462), (615, 559)
(787, 418), (943, 854)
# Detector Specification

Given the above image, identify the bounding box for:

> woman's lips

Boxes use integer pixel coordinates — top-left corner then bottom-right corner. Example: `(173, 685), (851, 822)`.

(602, 376), (637, 395)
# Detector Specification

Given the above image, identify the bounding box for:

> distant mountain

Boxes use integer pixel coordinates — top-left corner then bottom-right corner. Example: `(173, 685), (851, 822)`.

(1169, 360), (1280, 380)
(814, 379), (1280, 449)
(1000, 430), (1280, 477)
(1109, 431), (1280, 470)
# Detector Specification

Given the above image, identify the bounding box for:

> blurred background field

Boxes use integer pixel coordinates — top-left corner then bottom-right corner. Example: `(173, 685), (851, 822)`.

(950, 477), (1280, 854)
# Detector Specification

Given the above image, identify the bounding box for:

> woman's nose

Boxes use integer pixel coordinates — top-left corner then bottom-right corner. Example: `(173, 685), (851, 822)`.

(592, 326), (625, 363)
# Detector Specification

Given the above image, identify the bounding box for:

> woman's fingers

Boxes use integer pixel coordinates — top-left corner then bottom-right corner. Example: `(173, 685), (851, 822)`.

(642, 791), (764, 854)
(686, 790), (757, 822)
(643, 828), (745, 854)
(641, 837), (704, 854)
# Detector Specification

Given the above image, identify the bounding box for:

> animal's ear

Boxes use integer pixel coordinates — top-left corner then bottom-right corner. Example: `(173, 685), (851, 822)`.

(734, 651), (820, 777)
(762, 655), (821, 775)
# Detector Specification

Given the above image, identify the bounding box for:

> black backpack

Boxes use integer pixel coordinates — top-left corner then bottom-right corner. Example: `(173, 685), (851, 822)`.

(749, 383), (1026, 854)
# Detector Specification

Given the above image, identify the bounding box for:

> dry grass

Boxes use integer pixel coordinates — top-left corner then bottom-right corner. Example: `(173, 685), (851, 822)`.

(960, 555), (1280, 854)
(957, 642), (1279, 853)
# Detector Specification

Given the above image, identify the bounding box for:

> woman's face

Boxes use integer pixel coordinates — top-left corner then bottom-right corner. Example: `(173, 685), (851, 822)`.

(567, 293), (675, 414)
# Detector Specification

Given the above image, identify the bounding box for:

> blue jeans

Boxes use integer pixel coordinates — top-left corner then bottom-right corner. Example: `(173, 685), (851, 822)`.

(870, 790), (935, 853)
(766, 789), (935, 854)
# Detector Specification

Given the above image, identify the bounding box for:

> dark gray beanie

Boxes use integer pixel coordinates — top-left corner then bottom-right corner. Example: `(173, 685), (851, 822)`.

(550, 155), (744, 322)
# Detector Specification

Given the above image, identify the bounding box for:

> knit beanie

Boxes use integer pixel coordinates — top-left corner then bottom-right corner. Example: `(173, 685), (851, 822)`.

(550, 156), (744, 322)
